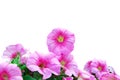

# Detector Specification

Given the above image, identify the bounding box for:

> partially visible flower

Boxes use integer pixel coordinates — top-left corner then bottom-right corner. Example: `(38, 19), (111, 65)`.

(47, 28), (75, 55)
(0, 63), (22, 80)
(3, 44), (27, 61)
(84, 59), (108, 79)
(57, 54), (78, 76)
(107, 66), (116, 74)
(62, 77), (73, 80)
(26, 52), (61, 79)
(76, 70), (96, 80)
(100, 72), (120, 80)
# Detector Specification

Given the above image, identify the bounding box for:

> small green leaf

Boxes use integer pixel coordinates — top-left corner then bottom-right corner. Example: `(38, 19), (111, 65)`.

(19, 64), (27, 70)
(23, 75), (36, 80)
(47, 74), (64, 80)
(33, 71), (42, 80)
(11, 54), (20, 65)
(22, 67), (31, 76)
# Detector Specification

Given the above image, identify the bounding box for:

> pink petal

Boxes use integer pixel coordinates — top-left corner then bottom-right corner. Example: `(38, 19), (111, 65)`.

(10, 76), (23, 80)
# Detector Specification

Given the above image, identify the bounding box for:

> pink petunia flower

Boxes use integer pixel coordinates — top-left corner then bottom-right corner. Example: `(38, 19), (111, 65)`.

(0, 63), (22, 80)
(76, 70), (96, 80)
(3, 44), (27, 62)
(57, 54), (78, 76)
(100, 72), (120, 80)
(26, 52), (61, 79)
(84, 59), (108, 79)
(47, 28), (75, 55)
(62, 77), (73, 80)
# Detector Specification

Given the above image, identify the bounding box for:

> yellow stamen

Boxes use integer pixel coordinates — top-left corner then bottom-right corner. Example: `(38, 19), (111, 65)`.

(57, 36), (64, 42)
(98, 66), (102, 71)
(78, 77), (84, 80)
(39, 64), (45, 68)
(60, 60), (66, 66)
(2, 73), (8, 80)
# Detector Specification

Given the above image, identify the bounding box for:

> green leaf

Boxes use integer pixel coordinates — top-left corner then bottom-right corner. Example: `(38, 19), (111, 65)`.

(47, 74), (64, 80)
(11, 53), (20, 65)
(22, 68), (31, 76)
(19, 64), (27, 70)
(23, 75), (36, 80)
(33, 71), (42, 80)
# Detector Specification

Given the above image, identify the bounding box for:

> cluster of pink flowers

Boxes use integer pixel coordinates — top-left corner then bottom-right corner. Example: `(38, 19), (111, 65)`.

(0, 28), (120, 80)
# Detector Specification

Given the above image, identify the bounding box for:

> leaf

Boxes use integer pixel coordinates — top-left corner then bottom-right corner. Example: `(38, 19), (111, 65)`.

(33, 71), (42, 80)
(47, 74), (63, 80)
(11, 54), (20, 65)
(19, 64), (27, 70)
(23, 75), (36, 80)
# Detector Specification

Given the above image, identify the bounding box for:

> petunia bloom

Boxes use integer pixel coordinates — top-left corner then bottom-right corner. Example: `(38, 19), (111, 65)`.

(57, 54), (78, 76)
(47, 28), (75, 55)
(26, 52), (61, 79)
(0, 63), (22, 80)
(62, 77), (73, 80)
(84, 59), (108, 79)
(3, 44), (27, 62)
(100, 72), (120, 80)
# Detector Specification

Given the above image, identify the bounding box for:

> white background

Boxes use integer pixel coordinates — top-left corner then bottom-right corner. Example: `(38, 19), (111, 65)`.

(0, 0), (120, 74)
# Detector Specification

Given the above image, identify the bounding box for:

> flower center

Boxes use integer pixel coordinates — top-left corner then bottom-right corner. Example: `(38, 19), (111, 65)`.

(39, 63), (45, 69)
(78, 77), (83, 80)
(57, 36), (64, 42)
(12, 52), (20, 58)
(60, 60), (66, 66)
(12, 53), (17, 58)
(2, 73), (9, 80)
(98, 66), (102, 71)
